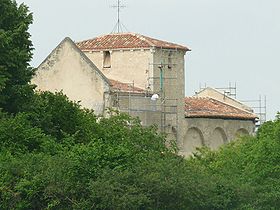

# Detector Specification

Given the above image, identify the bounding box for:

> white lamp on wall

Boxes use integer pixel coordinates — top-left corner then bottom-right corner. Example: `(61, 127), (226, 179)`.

(151, 93), (159, 101)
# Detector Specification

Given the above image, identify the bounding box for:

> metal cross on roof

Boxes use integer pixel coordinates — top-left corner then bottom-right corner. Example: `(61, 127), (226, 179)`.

(111, 0), (126, 33)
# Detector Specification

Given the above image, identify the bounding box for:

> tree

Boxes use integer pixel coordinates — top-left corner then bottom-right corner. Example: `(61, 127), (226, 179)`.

(26, 91), (99, 143)
(0, 0), (34, 113)
(0, 112), (55, 154)
(1, 1), (279, 209)
(193, 114), (280, 209)
(0, 99), (246, 209)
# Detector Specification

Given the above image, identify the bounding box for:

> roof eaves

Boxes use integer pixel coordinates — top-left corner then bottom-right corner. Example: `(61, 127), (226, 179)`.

(185, 114), (257, 121)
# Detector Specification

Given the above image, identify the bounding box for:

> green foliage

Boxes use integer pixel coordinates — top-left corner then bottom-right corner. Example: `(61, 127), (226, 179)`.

(192, 116), (280, 209)
(0, 88), (244, 209)
(0, 0), (34, 113)
(0, 112), (55, 154)
(0, 86), (279, 209)
(0, 0), (279, 209)
(0, 90), (185, 209)
(26, 91), (98, 143)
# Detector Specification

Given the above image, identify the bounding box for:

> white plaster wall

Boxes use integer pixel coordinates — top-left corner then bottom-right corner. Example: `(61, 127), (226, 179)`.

(32, 39), (110, 115)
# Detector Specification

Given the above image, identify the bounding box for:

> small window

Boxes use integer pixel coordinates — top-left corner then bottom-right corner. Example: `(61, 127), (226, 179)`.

(103, 51), (111, 68)
(168, 52), (172, 69)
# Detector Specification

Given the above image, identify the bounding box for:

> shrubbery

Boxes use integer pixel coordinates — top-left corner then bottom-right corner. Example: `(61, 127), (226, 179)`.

(0, 0), (279, 209)
(0, 92), (227, 209)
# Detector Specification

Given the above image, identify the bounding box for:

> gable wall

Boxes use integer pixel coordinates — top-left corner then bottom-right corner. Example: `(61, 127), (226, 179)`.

(32, 40), (110, 114)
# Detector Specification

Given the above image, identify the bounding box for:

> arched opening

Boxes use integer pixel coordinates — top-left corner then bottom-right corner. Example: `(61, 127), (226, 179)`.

(103, 51), (111, 68)
(235, 128), (249, 138)
(209, 127), (227, 150)
(183, 127), (204, 154)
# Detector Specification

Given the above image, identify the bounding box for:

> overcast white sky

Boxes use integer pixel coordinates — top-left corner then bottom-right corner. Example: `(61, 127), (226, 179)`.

(18, 0), (280, 120)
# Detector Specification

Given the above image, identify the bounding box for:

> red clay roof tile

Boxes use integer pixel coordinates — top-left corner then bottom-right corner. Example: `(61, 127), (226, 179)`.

(185, 97), (257, 120)
(109, 79), (145, 93)
(76, 33), (190, 51)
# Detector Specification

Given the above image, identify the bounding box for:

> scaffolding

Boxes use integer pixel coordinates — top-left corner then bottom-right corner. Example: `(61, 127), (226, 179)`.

(112, 48), (180, 141)
(241, 95), (267, 127)
(148, 48), (179, 138)
(199, 82), (237, 98)
(197, 83), (267, 127)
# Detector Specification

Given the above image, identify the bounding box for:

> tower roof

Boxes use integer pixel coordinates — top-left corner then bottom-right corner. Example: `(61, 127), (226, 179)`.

(76, 33), (190, 51)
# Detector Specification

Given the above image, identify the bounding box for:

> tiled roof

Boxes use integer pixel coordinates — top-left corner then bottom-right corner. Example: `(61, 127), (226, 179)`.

(109, 79), (145, 93)
(76, 33), (190, 51)
(185, 97), (257, 120)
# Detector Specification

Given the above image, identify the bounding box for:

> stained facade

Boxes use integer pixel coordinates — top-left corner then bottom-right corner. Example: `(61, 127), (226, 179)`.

(32, 33), (257, 156)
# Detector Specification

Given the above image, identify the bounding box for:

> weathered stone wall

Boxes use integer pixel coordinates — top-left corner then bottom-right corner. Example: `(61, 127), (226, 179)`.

(111, 93), (162, 127)
(32, 38), (110, 115)
(84, 49), (153, 89)
(180, 117), (255, 156)
(84, 47), (188, 146)
(152, 49), (187, 145)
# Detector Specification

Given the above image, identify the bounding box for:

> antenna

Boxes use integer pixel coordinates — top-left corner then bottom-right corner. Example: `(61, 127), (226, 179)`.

(111, 0), (127, 33)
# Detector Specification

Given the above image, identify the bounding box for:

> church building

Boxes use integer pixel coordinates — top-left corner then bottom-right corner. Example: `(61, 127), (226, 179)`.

(32, 33), (257, 155)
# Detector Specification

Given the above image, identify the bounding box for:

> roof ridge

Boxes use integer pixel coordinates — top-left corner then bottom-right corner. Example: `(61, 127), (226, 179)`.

(136, 34), (156, 47)
(210, 97), (257, 116)
(197, 87), (252, 111)
(141, 34), (189, 49)
(77, 32), (137, 43)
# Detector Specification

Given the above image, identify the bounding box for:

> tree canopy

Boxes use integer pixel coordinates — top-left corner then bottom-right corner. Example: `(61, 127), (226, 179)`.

(0, 0), (279, 209)
(0, 0), (34, 113)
